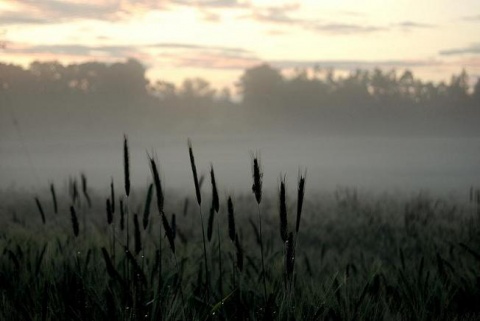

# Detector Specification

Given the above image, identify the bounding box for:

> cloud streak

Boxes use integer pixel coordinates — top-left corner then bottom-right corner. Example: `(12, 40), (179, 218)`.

(171, 0), (248, 9)
(247, 5), (433, 34)
(269, 59), (443, 71)
(461, 14), (480, 22)
(6, 44), (136, 57)
(396, 21), (435, 29)
(0, 0), (168, 25)
(248, 7), (388, 34)
(4, 42), (258, 67)
(439, 43), (480, 56)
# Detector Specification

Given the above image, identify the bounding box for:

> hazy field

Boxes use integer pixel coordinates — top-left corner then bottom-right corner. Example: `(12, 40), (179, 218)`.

(2, 133), (479, 194)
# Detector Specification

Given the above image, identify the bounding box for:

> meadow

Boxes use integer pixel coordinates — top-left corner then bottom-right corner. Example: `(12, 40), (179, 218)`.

(1, 137), (480, 321)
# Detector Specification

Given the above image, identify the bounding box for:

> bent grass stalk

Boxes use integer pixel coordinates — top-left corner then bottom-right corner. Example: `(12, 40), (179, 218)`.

(35, 196), (46, 225)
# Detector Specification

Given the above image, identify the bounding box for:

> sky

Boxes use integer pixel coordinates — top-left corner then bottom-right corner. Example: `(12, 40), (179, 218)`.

(0, 0), (479, 91)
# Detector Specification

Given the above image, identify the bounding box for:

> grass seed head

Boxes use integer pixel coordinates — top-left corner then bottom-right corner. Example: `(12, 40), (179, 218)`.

(188, 139), (202, 205)
(279, 178), (288, 242)
(149, 157), (164, 215)
(296, 172), (306, 233)
(143, 183), (153, 230)
(211, 165), (219, 213)
(50, 183), (58, 214)
(81, 173), (91, 208)
(123, 135), (130, 197)
(252, 156), (262, 204)
(70, 206), (79, 237)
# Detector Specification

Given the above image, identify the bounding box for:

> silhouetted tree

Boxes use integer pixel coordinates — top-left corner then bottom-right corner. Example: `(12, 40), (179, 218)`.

(472, 77), (480, 107)
(238, 63), (284, 106)
(447, 69), (469, 106)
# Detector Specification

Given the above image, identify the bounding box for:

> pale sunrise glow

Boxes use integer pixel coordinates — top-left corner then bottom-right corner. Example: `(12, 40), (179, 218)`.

(1, 0), (479, 89)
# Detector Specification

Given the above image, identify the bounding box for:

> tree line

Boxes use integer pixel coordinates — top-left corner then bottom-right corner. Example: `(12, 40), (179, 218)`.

(1, 58), (478, 109)
(1, 58), (479, 137)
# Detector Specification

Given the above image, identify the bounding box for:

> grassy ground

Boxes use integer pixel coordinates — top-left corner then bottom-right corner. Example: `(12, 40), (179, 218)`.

(1, 142), (479, 321)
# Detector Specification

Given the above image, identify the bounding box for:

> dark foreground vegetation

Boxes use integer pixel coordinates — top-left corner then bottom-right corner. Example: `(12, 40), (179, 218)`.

(1, 138), (480, 321)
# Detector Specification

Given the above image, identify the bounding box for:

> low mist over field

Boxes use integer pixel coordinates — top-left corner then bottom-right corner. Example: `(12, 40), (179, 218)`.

(1, 60), (479, 193)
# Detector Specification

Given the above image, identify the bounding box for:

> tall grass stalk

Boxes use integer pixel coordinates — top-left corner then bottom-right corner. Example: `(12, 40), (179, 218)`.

(188, 139), (209, 298)
(252, 155), (268, 303)
(149, 155), (165, 318)
(123, 134), (131, 302)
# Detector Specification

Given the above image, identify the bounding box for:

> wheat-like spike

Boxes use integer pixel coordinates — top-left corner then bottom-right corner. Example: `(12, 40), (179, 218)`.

(106, 198), (113, 225)
(81, 173), (92, 208)
(210, 165), (219, 213)
(123, 135), (130, 197)
(133, 214), (142, 255)
(143, 183), (153, 230)
(50, 183), (58, 214)
(149, 157), (164, 215)
(162, 213), (175, 254)
(228, 196), (236, 243)
(35, 197), (46, 225)
(207, 206), (215, 242)
(295, 172), (306, 233)
(252, 155), (262, 204)
(70, 206), (79, 237)
(188, 139), (202, 205)
(279, 178), (288, 242)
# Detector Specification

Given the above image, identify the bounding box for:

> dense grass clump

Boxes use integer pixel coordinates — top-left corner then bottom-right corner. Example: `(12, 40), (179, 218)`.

(1, 138), (480, 321)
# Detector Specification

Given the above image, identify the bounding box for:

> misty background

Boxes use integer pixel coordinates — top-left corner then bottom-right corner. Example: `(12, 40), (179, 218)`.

(1, 59), (479, 193)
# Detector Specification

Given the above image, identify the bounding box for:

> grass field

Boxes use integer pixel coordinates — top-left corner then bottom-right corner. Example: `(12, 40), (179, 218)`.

(1, 137), (480, 321)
